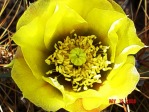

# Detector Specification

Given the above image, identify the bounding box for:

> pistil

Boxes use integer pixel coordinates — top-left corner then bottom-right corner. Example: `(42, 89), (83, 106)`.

(69, 48), (86, 66)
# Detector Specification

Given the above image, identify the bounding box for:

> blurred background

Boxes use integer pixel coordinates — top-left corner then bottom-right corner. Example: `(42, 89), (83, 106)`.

(0, 0), (149, 112)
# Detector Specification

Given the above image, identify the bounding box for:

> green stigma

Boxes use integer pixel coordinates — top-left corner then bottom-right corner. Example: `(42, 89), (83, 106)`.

(69, 48), (86, 66)
(45, 33), (112, 92)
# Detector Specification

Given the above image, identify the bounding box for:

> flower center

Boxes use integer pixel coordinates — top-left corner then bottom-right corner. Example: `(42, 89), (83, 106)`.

(45, 33), (112, 92)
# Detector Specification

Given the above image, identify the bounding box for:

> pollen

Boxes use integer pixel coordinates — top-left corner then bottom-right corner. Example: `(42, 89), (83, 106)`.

(45, 33), (112, 92)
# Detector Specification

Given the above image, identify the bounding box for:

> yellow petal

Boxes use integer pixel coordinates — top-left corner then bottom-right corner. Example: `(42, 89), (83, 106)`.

(13, 17), (46, 50)
(17, 0), (55, 30)
(21, 47), (49, 79)
(11, 47), (64, 111)
(86, 8), (125, 45)
(42, 76), (65, 94)
(110, 57), (139, 91)
(64, 0), (124, 18)
(44, 3), (88, 50)
(107, 0), (125, 13)
(13, 18), (50, 79)
(100, 56), (139, 106)
(17, 0), (124, 31)
(82, 97), (103, 111)
(66, 99), (100, 112)
(108, 17), (144, 63)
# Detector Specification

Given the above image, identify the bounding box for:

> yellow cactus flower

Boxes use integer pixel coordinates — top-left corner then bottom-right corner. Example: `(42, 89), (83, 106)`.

(11, 0), (145, 111)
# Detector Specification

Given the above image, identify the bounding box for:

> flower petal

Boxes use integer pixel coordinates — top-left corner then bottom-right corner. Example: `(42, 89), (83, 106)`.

(86, 8), (125, 45)
(44, 3), (88, 50)
(17, 0), (124, 31)
(11, 48), (64, 111)
(107, 17), (144, 80)
(103, 56), (138, 105)
(64, 0), (124, 19)
(21, 47), (49, 79)
(13, 17), (46, 50)
(13, 14), (50, 79)
(17, 0), (55, 30)
(66, 99), (100, 112)
(109, 56), (139, 90)
(107, 0), (125, 13)
(108, 17), (144, 63)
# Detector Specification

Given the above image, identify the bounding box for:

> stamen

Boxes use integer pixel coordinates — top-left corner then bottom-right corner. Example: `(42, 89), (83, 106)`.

(45, 34), (112, 92)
